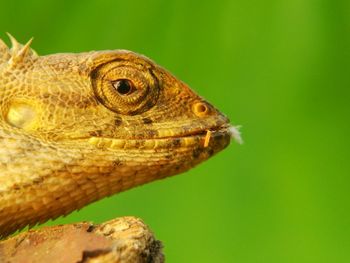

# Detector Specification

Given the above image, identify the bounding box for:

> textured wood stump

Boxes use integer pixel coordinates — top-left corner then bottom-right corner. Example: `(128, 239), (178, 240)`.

(0, 217), (164, 263)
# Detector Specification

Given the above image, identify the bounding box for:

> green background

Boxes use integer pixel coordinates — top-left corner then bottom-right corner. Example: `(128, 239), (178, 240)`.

(1, 0), (349, 262)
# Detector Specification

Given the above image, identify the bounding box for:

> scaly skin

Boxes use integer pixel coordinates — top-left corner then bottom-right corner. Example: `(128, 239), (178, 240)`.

(0, 35), (240, 238)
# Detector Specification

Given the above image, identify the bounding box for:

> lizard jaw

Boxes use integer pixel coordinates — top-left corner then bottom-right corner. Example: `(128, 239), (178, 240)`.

(86, 124), (235, 150)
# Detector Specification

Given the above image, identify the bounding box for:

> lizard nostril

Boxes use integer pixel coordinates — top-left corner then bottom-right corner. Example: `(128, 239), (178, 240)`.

(192, 102), (209, 117)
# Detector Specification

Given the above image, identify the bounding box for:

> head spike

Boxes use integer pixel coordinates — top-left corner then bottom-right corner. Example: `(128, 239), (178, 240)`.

(0, 38), (8, 50)
(6, 35), (37, 67)
(16, 37), (34, 59)
(0, 38), (10, 63)
(0, 39), (11, 63)
(30, 48), (39, 58)
(6, 32), (21, 52)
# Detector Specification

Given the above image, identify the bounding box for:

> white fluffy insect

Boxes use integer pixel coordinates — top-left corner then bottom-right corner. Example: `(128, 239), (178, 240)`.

(228, 125), (243, 144)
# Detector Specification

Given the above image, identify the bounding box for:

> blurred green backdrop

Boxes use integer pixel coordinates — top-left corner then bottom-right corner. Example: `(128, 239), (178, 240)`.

(1, 0), (349, 262)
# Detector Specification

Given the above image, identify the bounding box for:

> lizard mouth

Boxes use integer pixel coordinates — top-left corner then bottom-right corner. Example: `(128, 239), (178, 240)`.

(86, 124), (241, 150)
(159, 124), (242, 144)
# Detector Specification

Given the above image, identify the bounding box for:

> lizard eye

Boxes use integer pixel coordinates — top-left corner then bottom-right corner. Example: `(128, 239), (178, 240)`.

(112, 79), (135, 95)
(91, 61), (160, 115)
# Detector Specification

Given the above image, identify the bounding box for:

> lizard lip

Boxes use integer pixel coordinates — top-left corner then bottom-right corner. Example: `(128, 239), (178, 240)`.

(174, 124), (242, 143)
(173, 124), (242, 148)
(86, 124), (241, 150)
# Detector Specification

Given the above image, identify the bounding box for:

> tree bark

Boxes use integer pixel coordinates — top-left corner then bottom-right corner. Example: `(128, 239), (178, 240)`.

(0, 217), (164, 263)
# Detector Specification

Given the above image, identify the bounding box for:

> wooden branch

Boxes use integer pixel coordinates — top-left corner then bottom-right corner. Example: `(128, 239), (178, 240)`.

(0, 217), (164, 263)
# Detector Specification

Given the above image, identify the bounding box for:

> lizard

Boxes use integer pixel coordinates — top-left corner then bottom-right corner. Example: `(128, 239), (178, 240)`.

(0, 34), (241, 261)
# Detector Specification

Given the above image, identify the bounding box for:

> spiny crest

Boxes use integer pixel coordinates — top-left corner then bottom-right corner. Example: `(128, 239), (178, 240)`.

(0, 33), (38, 66)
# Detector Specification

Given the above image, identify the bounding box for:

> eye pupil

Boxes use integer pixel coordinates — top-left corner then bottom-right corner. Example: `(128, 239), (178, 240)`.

(113, 79), (133, 95)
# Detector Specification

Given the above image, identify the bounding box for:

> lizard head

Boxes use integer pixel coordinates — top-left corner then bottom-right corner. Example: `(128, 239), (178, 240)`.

(0, 35), (241, 237)
(0, 37), (240, 185)
(0, 36), (240, 236)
